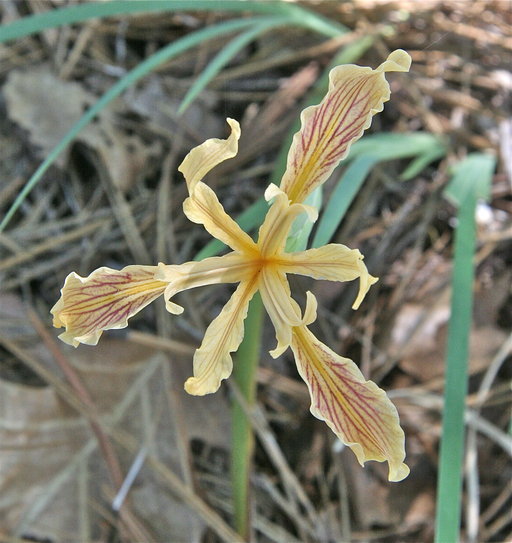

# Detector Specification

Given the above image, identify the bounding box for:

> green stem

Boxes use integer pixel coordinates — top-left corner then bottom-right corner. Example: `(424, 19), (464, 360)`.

(232, 292), (264, 539)
(435, 193), (477, 543)
(435, 153), (494, 543)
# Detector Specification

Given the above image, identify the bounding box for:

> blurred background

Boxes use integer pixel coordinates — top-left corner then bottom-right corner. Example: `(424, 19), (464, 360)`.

(0, 1), (510, 542)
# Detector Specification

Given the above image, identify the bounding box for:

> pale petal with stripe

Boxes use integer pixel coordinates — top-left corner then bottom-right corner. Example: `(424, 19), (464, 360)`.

(291, 325), (409, 482)
(279, 243), (378, 309)
(183, 182), (257, 254)
(258, 268), (303, 358)
(280, 50), (411, 204)
(184, 277), (259, 395)
(51, 266), (167, 347)
(156, 252), (253, 314)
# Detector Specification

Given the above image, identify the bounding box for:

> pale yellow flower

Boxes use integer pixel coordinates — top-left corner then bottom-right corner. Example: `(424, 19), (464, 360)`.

(52, 50), (411, 481)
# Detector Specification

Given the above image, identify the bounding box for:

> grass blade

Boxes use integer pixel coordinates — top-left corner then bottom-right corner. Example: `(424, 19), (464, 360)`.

(0, 17), (276, 233)
(285, 187), (322, 252)
(348, 132), (445, 161)
(0, 0), (346, 44)
(435, 153), (495, 543)
(179, 17), (292, 114)
(312, 133), (447, 247)
(0, 0), (348, 233)
(399, 143), (446, 181)
(232, 292), (264, 538)
(312, 155), (379, 248)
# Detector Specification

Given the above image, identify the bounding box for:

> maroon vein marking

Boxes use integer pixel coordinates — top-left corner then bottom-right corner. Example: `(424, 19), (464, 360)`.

(63, 280), (164, 314)
(293, 76), (361, 181)
(288, 75), (378, 199)
(296, 328), (390, 454)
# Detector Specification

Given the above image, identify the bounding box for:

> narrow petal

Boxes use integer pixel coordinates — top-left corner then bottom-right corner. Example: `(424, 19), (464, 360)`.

(178, 118), (240, 194)
(155, 252), (253, 314)
(280, 50), (411, 204)
(183, 181), (257, 254)
(258, 268), (303, 358)
(184, 276), (259, 395)
(279, 243), (378, 309)
(51, 266), (167, 347)
(257, 184), (317, 257)
(291, 325), (409, 482)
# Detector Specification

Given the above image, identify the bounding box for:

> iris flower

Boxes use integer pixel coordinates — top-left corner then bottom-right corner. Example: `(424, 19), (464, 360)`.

(52, 50), (411, 481)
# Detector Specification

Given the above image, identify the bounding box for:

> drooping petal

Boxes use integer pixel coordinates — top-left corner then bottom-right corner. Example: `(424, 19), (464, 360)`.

(258, 267), (303, 358)
(291, 325), (409, 482)
(156, 252), (254, 314)
(280, 50), (411, 204)
(183, 181), (257, 254)
(279, 243), (378, 309)
(257, 184), (317, 258)
(51, 266), (167, 347)
(184, 276), (259, 396)
(178, 118), (241, 195)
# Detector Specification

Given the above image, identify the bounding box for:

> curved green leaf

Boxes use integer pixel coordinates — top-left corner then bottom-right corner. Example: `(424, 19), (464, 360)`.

(0, 0), (346, 44)
(179, 16), (291, 114)
(0, 18), (269, 232)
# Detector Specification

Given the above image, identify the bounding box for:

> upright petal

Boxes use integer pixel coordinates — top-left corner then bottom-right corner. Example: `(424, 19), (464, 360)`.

(156, 252), (254, 314)
(179, 118), (240, 194)
(258, 267), (303, 358)
(51, 266), (167, 347)
(183, 182), (257, 254)
(279, 243), (378, 309)
(257, 184), (317, 258)
(184, 276), (259, 396)
(280, 50), (411, 204)
(291, 325), (409, 482)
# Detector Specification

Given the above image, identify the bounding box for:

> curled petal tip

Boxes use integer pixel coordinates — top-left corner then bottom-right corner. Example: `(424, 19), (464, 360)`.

(226, 117), (241, 133)
(264, 183), (286, 203)
(352, 273), (379, 310)
(350, 442), (410, 482)
(302, 203), (319, 223)
(165, 299), (184, 315)
(389, 462), (410, 482)
(57, 329), (102, 348)
(377, 49), (412, 73)
(269, 341), (289, 359)
(184, 376), (217, 396)
(303, 291), (318, 326)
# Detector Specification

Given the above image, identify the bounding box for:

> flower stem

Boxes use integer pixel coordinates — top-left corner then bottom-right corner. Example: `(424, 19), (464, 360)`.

(232, 292), (264, 538)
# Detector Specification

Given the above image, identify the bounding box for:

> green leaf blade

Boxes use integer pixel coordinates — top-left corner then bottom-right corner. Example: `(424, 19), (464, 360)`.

(312, 155), (379, 248)
(435, 153), (496, 543)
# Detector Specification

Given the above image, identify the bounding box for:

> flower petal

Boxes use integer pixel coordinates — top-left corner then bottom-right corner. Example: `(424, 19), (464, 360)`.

(184, 276), (259, 396)
(183, 181), (257, 254)
(291, 325), (409, 482)
(178, 118), (241, 194)
(258, 267), (303, 358)
(156, 252), (253, 314)
(279, 243), (378, 309)
(280, 50), (411, 204)
(257, 184), (317, 257)
(51, 266), (167, 347)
